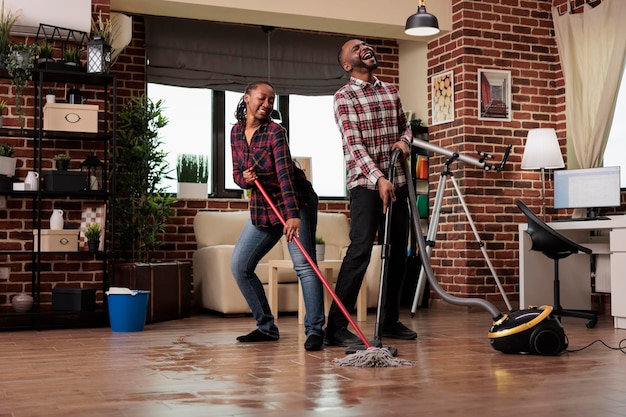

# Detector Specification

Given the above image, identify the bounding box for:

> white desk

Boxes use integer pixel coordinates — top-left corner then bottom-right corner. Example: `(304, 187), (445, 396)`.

(519, 215), (626, 329)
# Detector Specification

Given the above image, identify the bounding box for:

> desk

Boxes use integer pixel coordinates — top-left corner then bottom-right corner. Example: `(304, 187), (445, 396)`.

(519, 215), (626, 329)
(267, 259), (367, 324)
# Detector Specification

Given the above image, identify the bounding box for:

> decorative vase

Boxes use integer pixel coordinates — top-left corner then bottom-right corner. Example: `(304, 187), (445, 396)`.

(12, 293), (34, 313)
(50, 209), (64, 230)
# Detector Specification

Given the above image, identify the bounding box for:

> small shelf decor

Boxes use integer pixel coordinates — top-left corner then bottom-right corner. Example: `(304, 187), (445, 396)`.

(88, 11), (112, 74)
(80, 153), (104, 191)
(84, 222), (101, 252)
(53, 153), (71, 171)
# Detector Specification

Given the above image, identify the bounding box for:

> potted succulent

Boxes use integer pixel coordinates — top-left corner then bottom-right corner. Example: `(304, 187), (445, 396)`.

(0, 0), (19, 66)
(62, 46), (81, 67)
(36, 42), (55, 67)
(315, 236), (325, 261)
(0, 141), (16, 177)
(6, 42), (36, 129)
(176, 153), (209, 199)
(84, 222), (102, 252)
(46, 88), (56, 104)
(53, 153), (71, 171)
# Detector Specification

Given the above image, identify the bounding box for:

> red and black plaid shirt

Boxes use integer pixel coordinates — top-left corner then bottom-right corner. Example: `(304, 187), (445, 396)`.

(334, 76), (412, 191)
(231, 121), (314, 227)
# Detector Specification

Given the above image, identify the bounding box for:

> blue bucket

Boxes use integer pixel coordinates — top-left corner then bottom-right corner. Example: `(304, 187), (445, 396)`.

(107, 290), (150, 332)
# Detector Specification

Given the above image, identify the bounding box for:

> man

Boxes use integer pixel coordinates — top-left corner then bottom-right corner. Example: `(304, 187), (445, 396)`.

(324, 39), (417, 346)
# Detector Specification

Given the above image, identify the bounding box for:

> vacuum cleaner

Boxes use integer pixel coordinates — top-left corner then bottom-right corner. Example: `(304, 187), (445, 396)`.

(403, 142), (569, 356)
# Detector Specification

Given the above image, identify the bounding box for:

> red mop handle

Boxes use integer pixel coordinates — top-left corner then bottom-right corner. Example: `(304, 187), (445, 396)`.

(254, 179), (372, 348)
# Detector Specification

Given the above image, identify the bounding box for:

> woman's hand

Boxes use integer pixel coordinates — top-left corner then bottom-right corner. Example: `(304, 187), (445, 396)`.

(284, 218), (301, 242)
(243, 167), (258, 185)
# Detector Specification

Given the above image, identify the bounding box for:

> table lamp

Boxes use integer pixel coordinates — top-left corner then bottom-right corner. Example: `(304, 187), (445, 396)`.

(521, 128), (565, 217)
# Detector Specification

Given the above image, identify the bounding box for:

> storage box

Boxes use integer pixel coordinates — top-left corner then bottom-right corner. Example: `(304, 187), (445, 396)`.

(52, 288), (96, 311)
(43, 103), (98, 133)
(33, 229), (79, 252)
(43, 171), (87, 192)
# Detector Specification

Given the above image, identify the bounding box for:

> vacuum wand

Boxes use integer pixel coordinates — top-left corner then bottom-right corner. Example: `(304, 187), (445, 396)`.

(412, 137), (512, 172)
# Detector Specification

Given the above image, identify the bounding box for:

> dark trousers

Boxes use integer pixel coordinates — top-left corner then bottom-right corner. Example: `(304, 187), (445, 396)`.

(327, 184), (409, 330)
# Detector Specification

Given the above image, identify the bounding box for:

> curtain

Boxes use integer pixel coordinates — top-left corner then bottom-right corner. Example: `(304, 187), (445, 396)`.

(144, 16), (349, 95)
(552, 0), (626, 168)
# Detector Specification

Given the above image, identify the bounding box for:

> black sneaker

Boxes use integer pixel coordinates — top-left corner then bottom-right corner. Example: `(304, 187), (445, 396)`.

(323, 327), (363, 347)
(382, 321), (417, 340)
(304, 334), (323, 351)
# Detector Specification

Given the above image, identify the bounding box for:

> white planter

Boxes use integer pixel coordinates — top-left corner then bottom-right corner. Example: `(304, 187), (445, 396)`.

(0, 155), (16, 177)
(177, 182), (208, 199)
(316, 244), (325, 261)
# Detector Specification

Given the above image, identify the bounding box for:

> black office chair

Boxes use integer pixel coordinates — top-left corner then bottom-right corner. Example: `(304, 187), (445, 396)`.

(516, 200), (598, 328)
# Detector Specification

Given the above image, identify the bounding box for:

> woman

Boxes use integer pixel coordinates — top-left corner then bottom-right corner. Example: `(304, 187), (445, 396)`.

(230, 80), (325, 351)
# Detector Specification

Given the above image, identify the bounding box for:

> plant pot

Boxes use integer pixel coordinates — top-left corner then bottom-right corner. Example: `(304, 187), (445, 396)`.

(12, 293), (34, 313)
(46, 94), (56, 104)
(88, 240), (100, 253)
(55, 160), (69, 171)
(177, 182), (208, 199)
(0, 155), (16, 177)
(316, 244), (325, 261)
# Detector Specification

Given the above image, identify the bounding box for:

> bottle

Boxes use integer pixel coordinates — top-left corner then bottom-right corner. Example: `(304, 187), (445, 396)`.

(50, 209), (64, 230)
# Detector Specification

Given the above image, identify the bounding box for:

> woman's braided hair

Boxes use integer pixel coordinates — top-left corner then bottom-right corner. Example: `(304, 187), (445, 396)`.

(234, 80), (276, 126)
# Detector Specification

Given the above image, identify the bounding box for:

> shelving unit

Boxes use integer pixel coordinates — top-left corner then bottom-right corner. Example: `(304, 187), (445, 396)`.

(0, 67), (116, 329)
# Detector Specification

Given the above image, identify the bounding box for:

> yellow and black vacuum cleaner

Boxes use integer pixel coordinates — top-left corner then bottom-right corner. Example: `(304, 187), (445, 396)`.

(402, 145), (568, 356)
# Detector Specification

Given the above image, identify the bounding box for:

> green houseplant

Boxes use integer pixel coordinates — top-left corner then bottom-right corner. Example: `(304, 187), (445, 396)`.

(0, 0), (19, 63)
(84, 222), (101, 252)
(176, 153), (209, 199)
(114, 95), (191, 324)
(36, 42), (55, 66)
(6, 42), (36, 129)
(0, 141), (15, 176)
(62, 46), (81, 66)
(315, 236), (325, 261)
(53, 153), (71, 171)
(114, 94), (176, 263)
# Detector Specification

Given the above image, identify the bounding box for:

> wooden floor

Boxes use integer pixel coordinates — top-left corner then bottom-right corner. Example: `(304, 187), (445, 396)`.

(2, 306), (626, 417)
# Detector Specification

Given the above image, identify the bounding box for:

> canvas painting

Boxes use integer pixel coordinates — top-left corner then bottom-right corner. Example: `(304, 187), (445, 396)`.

(431, 70), (454, 126)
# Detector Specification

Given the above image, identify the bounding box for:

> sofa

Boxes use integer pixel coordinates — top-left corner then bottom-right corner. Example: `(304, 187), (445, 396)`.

(193, 210), (382, 315)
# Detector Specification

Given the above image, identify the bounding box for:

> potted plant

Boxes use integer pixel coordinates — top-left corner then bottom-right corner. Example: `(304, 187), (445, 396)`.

(62, 46), (81, 67)
(36, 42), (55, 67)
(176, 153), (208, 199)
(0, 141), (16, 177)
(84, 222), (101, 252)
(53, 153), (71, 171)
(6, 42), (36, 129)
(45, 88), (55, 104)
(0, 0), (19, 66)
(315, 236), (325, 261)
(114, 95), (190, 324)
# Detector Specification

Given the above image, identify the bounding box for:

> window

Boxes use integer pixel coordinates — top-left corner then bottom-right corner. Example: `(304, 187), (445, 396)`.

(147, 83), (213, 194)
(148, 85), (346, 198)
(602, 68), (626, 188)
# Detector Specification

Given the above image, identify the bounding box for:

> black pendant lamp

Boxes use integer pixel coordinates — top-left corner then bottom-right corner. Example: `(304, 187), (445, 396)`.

(405, 0), (440, 37)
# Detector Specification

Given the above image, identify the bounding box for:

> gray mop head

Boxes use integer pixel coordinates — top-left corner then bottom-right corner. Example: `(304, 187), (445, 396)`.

(332, 347), (415, 367)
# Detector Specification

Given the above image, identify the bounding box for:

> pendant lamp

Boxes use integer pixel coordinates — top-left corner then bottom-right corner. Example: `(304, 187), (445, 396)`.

(262, 26), (282, 123)
(405, 0), (440, 37)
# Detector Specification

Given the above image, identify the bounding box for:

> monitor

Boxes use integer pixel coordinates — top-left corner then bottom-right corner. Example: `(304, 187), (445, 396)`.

(553, 166), (621, 219)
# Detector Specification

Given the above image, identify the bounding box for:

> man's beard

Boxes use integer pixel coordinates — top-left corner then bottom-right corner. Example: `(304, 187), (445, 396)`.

(355, 59), (378, 71)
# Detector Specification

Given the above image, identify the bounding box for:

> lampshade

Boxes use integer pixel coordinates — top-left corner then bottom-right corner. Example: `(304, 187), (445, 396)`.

(521, 128), (565, 170)
(405, 0), (440, 37)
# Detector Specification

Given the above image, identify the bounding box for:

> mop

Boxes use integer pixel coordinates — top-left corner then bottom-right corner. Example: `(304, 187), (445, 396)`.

(254, 178), (414, 367)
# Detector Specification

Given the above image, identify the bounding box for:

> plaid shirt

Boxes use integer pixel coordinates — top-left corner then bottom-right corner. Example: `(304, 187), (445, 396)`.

(231, 121), (314, 227)
(334, 76), (412, 191)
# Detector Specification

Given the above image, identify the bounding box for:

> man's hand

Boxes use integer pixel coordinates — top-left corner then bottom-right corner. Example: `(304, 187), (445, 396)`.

(391, 141), (410, 162)
(377, 177), (396, 214)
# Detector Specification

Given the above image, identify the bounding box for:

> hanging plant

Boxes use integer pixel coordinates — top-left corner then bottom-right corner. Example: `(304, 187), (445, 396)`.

(6, 42), (36, 129)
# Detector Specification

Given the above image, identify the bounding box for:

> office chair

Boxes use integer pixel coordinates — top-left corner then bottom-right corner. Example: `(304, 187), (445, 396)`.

(516, 200), (598, 328)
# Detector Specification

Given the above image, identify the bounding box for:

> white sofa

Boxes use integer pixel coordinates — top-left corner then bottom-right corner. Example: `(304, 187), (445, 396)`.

(193, 210), (382, 315)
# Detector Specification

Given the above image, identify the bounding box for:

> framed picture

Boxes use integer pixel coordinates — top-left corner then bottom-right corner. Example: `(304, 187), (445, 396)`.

(431, 70), (454, 126)
(478, 69), (512, 121)
(79, 203), (107, 251)
(404, 110), (413, 122)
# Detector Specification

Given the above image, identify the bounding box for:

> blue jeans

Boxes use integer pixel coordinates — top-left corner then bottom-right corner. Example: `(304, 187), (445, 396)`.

(230, 193), (324, 338)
